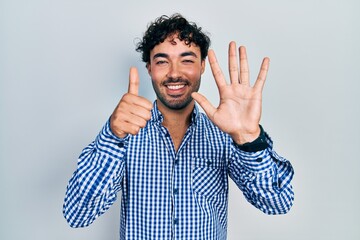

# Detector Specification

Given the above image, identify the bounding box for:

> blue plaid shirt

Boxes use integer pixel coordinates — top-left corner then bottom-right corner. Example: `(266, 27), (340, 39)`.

(63, 102), (294, 239)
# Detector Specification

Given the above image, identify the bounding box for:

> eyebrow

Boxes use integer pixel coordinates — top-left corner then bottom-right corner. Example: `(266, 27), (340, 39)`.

(152, 51), (198, 60)
(181, 51), (198, 58)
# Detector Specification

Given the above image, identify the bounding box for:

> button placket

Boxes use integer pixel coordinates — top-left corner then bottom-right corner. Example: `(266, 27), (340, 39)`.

(172, 155), (180, 234)
(173, 159), (178, 233)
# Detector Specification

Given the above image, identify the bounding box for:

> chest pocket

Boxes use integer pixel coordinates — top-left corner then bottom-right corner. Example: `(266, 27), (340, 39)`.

(191, 157), (227, 198)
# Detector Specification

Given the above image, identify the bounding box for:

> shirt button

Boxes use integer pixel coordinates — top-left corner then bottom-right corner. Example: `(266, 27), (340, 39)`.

(206, 160), (212, 166)
(174, 219), (179, 225)
(117, 142), (124, 148)
(173, 188), (179, 194)
(174, 160), (179, 165)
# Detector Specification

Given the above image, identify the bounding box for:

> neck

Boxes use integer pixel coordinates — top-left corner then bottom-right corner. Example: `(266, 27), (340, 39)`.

(157, 100), (194, 128)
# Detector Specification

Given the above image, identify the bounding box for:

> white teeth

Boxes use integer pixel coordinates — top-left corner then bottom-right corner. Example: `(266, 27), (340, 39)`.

(167, 85), (185, 90)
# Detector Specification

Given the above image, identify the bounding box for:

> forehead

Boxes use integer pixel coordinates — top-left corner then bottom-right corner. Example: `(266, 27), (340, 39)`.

(150, 36), (201, 57)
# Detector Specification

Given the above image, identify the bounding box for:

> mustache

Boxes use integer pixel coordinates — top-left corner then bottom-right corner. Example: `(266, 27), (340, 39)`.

(163, 77), (190, 85)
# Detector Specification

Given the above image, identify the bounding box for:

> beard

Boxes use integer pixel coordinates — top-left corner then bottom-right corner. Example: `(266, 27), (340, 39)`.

(152, 77), (201, 110)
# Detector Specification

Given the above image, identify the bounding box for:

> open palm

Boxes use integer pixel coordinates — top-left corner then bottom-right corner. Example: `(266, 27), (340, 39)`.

(192, 42), (269, 144)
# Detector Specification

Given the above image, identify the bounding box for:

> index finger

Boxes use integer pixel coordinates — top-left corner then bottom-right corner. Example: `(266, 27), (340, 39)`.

(254, 57), (270, 91)
(128, 67), (139, 95)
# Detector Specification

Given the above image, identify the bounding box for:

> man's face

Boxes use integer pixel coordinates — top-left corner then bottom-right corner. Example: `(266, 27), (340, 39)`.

(147, 36), (205, 110)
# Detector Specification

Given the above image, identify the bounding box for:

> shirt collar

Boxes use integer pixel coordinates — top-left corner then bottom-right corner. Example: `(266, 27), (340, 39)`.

(150, 100), (200, 125)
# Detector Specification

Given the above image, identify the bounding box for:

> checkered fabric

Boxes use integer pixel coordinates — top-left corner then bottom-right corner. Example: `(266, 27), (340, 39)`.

(63, 101), (294, 240)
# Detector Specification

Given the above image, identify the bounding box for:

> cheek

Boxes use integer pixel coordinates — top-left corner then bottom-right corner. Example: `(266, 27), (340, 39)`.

(149, 66), (166, 80)
(187, 70), (202, 81)
(184, 66), (202, 78)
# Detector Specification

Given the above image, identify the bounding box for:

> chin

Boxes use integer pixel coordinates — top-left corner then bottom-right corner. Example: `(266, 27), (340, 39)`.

(161, 98), (193, 110)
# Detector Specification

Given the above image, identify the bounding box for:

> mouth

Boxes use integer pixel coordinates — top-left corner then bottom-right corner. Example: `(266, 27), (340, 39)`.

(166, 84), (186, 90)
(163, 83), (189, 98)
(163, 79), (189, 93)
(161, 77), (191, 98)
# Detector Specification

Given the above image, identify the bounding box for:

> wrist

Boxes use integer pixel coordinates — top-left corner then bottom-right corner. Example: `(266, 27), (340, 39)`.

(231, 126), (261, 145)
(233, 125), (269, 152)
(110, 115), (127, 139)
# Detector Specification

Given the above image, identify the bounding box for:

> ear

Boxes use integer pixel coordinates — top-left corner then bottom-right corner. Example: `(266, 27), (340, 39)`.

(201, 59), (206, 74)
(146, 62), (151, 75)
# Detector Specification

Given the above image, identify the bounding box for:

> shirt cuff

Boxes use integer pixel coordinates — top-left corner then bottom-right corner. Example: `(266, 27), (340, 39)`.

(234, 125), (269, 152)
(94, 118), (129, 155)
(232, 126), (275, 172)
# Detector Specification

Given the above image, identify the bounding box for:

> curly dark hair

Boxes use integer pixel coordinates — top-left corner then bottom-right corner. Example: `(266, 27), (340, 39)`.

(136, 14), (211, 63)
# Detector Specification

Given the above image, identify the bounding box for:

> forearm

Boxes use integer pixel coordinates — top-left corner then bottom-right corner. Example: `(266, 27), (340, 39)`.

(63, 120), (127, 227)
(229, 130), (294, 214)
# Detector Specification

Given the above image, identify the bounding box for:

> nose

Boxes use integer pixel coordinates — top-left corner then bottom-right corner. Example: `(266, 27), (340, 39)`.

(166, 63), (182, 79)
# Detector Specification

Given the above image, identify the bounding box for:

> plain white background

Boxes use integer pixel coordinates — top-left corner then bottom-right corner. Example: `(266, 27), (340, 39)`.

(1, 0), (359, 239)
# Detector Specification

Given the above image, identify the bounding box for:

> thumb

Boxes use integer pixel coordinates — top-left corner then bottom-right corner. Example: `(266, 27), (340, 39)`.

(128, 67), (139, 95)
(191, 92), (216, 119)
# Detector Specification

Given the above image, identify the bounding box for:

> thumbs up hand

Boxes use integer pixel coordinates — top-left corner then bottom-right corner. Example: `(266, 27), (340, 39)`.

(110, 67), (153, 138)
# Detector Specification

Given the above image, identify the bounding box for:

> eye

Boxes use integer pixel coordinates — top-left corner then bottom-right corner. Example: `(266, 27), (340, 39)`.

(182, 59), (194, 64)
(155, 60), (168, 65)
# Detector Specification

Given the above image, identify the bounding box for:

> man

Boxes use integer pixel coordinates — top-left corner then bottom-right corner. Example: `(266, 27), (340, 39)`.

(63, 14), (294, 239)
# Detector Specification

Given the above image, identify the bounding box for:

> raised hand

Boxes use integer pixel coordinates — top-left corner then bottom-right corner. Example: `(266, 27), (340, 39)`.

(110, 67), (153, 138)
(191, 42), (269, 145)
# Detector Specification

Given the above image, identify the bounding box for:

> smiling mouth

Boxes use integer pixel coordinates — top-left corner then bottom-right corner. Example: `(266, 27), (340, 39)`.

(166, 84), (186, 90)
